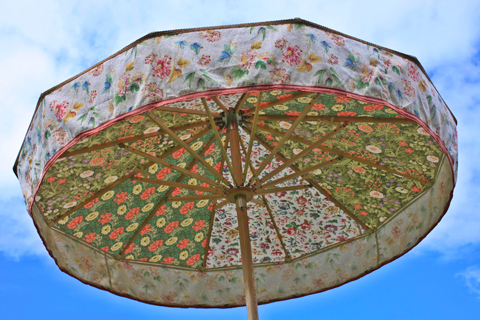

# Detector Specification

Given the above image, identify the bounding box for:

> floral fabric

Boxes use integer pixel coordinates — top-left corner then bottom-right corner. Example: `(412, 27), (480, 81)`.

(18, 19), (456, 307)
(32, 154), (452, 307)
(16, 20), (457, 209)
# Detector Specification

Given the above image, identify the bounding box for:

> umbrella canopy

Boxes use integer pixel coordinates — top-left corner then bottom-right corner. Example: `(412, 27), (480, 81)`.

(14, 18), (457, 318)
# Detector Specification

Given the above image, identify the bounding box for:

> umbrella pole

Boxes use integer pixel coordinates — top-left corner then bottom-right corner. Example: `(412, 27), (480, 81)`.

(235, 194), (259, 320)
(226, 110), (259, 319)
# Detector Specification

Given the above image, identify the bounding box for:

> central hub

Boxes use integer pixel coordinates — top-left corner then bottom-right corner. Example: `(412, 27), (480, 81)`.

(226, 186), (255, 203)
(217, 109), (245, 131)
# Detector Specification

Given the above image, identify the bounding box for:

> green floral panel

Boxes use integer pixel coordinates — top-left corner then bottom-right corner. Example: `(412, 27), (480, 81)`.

(37, 145), (144, 221)
(240, 91), (403, 119)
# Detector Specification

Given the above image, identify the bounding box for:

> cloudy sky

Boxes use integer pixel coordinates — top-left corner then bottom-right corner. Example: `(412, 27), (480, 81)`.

(1, 0), (479, 319)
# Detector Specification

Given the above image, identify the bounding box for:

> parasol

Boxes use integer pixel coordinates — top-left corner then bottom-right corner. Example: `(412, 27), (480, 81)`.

(14, 18), (457, 320)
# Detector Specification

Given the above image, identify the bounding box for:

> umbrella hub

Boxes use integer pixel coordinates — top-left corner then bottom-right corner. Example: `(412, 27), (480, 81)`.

(220, 109), (245, 131)
(226, 186), (255, 203)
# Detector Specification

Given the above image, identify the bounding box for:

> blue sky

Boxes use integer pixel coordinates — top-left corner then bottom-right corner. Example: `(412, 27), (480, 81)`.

(1, 1), (480, 318)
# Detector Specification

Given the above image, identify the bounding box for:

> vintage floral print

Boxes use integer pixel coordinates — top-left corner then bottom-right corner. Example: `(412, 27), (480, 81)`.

(17, 19), (456, 308)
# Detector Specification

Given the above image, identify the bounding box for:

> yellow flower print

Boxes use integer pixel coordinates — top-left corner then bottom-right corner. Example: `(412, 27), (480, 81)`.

(117, 205), (127, 215)
(247, 97), (257, 103)
(125, 61), (135, 71)
(206, 158), (213, 166)
(150, 255), (162, 262)
(166, 237), (178, 245)
(197, 200), (209, 208)
(177, 162), (186, 169)
(298, 97), (312, 103)
(111, 242), (123, 251)
(179, 251), (188, 260)
(140, 237), (150, 246)
(148, 164), (159, 174)
(127, 223), (139, 232)
(101, 190), (115, 200)
(188, 178), (197, 186)
(125, 255), (134, 260)
(181, 218), (194, 227)
(101, 225), (111, 235)
(144, 127), (160, 134)
(195, 233), (204, 242)
(104, 176), (118, 184)
(142, 203), (154, 212)
(179, 134), (191, 141)
(332, 105), (343, 111)
(177, 58), (191, 69)
(157, 185), (169, 192)
(63, 201), (77, 209)
(270, 90), (281, 95)
(273, 105), (288, 110)
(57, 217), (68, 225)
(172, 201), (182, 208)
(156, 217), (166, 228)
(133, 185), (142, 194)
(73, 232), (83, 238)
(191, 141), (203, 151)
(86, 211), (99, 221)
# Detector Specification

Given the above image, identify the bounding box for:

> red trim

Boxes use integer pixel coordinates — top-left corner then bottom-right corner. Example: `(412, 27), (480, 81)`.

(26, 84), (456, 308)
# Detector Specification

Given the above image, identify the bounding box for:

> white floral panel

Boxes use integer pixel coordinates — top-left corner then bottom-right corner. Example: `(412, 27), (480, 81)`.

(265, 187), (362, 259)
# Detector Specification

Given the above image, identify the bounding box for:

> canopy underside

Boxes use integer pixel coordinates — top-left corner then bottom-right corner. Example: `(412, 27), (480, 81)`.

(35, 90), (446, 273)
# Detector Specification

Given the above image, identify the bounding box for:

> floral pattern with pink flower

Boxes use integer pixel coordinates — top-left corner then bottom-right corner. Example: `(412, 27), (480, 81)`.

(198, 30), (221, 42)
(282, 44), (303, 66)
(197, 54), (211, 66)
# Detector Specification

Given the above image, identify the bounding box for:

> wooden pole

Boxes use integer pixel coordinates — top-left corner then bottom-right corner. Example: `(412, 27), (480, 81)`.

(236, 194), (259, 320)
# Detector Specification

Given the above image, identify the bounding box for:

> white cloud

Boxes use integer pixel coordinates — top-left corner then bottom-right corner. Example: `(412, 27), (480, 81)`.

(0, 197), (48, 259)
(0, 0), (479, 258)
(457, 265), (480, 298)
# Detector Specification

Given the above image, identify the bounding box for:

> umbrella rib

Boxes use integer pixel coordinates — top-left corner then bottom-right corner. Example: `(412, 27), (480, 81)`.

(254, 122), (348, 186)
(249, 123), (428, 184)
(211, 96), (230, 113)
(59, 120), (210, 159)
(147, 110), (232, 187)
(221, 130), (229, 178)
(247, 122), (311, 145)
(166, 194), (225, 202)
(318, 146), (429, 184)
(261, 196), (291, 262)
(238, 130), (254, 181)
(234, 93), (249, 113)
(243, 126), (372, 233)
(131, 175), (225, 194)
(49, 161), (154, 226)
(121, 144), (227, 190)
(151, 104), (221, 117)
(243, 92), (263, 183)
(306, 179), (369, 233)
(256, 185), (313, 195)
(247, 115), (416, 124)
(201, 98), (237, 186)
(200, 199), (220, 271)
(243, 91), (312, 114)
(115, 135), (217, 260)
(258, 158), (342, 189)
(248, 94), (319, 186)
